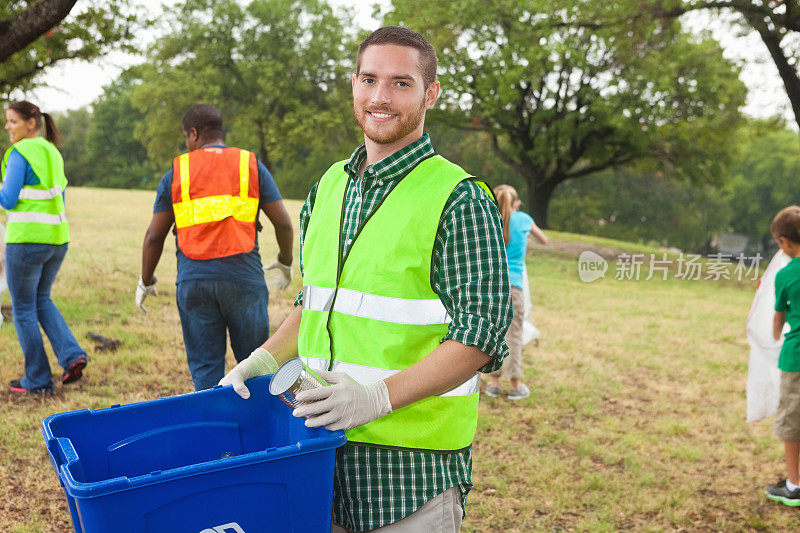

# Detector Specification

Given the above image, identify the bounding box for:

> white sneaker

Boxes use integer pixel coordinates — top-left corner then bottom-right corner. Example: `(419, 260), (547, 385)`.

(507, 384), (530, 400)
(484, 385), (501, 398)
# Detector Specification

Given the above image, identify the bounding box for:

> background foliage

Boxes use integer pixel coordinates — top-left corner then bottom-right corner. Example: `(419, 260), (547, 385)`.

(0, 0), (798, 252)
(0, 0), (140, 98)
(385, 0), (746, 227)
(129, 0), (361, 199)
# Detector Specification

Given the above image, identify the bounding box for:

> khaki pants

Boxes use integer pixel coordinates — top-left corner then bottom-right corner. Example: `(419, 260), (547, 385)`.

(331, 486), (463, 533)
(492, 285), (523, 380)
(775, 370), (800, 441)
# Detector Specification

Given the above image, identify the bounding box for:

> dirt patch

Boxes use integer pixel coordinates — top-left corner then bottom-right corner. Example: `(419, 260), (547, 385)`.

(86, 331), (122, 352)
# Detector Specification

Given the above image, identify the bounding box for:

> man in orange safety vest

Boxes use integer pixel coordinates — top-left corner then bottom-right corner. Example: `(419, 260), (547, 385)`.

(137, 104), (293, 390)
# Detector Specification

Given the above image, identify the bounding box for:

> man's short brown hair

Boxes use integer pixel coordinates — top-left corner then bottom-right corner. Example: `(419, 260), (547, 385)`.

(356, 26), (438, 87)
(771, 206), (800, 243)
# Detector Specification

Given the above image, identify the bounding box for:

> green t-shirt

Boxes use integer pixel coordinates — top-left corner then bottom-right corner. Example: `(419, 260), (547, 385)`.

(775, 256), (800, 371)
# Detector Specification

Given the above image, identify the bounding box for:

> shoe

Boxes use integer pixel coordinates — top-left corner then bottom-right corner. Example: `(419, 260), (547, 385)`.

(8, 379), (54, 396)
(62, 358), (87, 385)
(766, 480), (800, 506)
(508, 384), (530, 401)
(485, 386), (501, 398)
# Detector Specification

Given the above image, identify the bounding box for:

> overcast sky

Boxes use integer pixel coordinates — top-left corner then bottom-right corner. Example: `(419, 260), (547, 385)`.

(20, 0), (794, 125)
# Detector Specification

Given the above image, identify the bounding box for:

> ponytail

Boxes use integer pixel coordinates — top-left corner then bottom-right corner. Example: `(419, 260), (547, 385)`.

(493, 184), (519, 246)
(41, 112), (62, 146)
(6, 101), (61, 146)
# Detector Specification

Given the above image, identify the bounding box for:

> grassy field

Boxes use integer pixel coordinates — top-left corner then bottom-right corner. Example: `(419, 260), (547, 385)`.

(0, 187), (794, 531)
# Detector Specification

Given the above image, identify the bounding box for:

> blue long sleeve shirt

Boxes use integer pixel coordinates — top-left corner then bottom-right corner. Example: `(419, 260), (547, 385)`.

(0, 149), (39, 209)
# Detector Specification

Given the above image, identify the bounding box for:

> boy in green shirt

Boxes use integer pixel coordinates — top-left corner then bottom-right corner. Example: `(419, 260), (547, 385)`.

(766, 205), (800, 506)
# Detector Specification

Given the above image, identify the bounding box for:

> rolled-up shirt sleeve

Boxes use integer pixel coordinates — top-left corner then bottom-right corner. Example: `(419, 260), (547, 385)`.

(434, 180), (512, 373)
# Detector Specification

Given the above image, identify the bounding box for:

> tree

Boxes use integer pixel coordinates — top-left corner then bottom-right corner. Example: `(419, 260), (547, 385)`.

(549, 168), (731, 252)
(724, 121), (800, 250)
(386, 0), (747, 227)
(0, 0), (140, 98)
(0, 0), (77, 63)
(130, 0), (360, 196)
(82, 75), (157, 189)
(425, 122), (528, 192)
(54, 107), (93, 185)
(646, 1), (800, 132)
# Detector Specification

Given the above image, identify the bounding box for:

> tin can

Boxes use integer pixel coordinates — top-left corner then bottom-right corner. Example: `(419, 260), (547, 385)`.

(269, 357), (329, 413)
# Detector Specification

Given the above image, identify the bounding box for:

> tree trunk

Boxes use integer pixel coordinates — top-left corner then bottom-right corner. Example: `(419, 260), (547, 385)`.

(527, 179), (558, 229)
(745, 13), (800, 132)
(259, 145), (271, 170)
(0, 0), (77, 63)
(256, 122), (271, 169)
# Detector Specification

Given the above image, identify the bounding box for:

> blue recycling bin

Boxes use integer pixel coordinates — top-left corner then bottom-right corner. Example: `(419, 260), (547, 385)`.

(42, 376), (346, 533)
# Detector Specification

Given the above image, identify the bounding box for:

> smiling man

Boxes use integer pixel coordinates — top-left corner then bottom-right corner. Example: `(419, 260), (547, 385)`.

(221, 26), (511, 532)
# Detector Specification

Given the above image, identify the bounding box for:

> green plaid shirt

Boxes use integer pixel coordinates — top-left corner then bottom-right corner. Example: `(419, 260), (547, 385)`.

(295, 133), (511, 531)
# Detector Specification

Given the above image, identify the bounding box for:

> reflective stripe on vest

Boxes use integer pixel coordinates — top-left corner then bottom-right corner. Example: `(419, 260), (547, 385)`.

(171, 147), (259, 260)
(2, 137), (69, 245)
(298, 155), (487, 451)
(303, 285), (452, 325)
(6, 212), (67, 225)
(17, 185), (63, 200)
(301, 356), (479, 397)
(173, 150), (258, 228)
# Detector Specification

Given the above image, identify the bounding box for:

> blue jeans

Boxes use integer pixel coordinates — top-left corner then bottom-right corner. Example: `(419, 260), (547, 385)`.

(176, 279), (269, 390)
(5, 243), (86, 390)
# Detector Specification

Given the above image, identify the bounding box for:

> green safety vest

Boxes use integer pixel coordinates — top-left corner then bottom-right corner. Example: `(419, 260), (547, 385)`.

(299, 154), (489, 451)
(1, 137), (69, 244)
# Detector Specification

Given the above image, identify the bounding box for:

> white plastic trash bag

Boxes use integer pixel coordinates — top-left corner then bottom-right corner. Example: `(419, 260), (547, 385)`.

(521, 262), (541, 345)
(746, 250), (790, 423)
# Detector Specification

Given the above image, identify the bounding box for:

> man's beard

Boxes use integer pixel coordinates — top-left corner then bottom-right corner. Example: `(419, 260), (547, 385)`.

(353, 99), (426, 145)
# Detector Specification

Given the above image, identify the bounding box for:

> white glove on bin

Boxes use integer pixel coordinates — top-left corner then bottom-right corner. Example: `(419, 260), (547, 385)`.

(219, 348), (279, 399)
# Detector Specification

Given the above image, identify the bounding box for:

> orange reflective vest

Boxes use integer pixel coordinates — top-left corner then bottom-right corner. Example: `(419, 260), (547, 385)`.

(171, 146), (259, 260)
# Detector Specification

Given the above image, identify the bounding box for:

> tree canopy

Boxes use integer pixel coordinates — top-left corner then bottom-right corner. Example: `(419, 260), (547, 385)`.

(386, 0), (747, 226)
(724, 121), (800, 250)
(647, 0), (800, 131)
(130, 0), (360, 197)
(0, 0), (139, 98)
(550, 169), (731, 253)
(83, 75), (156, 188)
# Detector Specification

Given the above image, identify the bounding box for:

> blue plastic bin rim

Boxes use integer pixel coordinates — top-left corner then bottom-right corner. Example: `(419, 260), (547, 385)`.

(42, 380), (346, 499)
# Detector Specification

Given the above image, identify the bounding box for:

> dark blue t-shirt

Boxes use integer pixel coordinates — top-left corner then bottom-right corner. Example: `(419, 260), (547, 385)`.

(153, 146), (282, 287)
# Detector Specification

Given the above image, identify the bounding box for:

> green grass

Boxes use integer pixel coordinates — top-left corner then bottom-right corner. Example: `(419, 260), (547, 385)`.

(0, 187), (794, 531)
(544, 229), (670, 255)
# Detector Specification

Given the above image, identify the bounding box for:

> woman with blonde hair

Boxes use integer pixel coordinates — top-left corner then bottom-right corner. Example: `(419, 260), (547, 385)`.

(486, 184), (547, 400)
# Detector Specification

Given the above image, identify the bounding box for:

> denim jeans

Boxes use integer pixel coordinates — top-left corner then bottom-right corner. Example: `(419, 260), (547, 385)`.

(176, 279), (269, 390)
(5, 243), (86, 390)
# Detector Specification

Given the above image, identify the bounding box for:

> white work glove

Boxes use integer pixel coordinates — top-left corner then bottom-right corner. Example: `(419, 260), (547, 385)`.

(135, 276), (158, 314)
(263, 257), (292, 291)
(292, 370), (393, 431)
(218, 348), (279, 399)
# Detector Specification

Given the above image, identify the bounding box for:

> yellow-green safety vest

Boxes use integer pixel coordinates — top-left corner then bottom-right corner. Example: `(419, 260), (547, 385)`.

(298, 154), (490, 451)
(1, 137), (69, 244)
